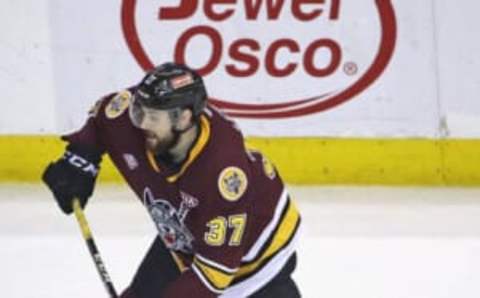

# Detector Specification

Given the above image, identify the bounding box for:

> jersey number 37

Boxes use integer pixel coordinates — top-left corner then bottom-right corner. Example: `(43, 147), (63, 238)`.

(204, 214), (247, 247)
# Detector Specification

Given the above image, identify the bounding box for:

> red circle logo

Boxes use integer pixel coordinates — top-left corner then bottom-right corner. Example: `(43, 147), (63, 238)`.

(121, 0), (397, 119)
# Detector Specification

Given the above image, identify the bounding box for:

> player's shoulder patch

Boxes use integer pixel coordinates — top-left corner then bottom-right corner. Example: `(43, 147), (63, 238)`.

(217, 166), (248, 202)
(105, 90), (132, 119)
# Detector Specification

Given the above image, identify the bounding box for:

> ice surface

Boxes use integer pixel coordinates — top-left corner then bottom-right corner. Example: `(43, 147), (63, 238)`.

(1, 184), (480, 298)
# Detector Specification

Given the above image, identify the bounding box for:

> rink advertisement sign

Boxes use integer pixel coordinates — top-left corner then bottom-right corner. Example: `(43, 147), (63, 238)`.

(121, 0), (397, 118)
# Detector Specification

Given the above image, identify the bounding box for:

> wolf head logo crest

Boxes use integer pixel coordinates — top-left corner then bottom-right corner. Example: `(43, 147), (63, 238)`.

(143, 187), (195, 253)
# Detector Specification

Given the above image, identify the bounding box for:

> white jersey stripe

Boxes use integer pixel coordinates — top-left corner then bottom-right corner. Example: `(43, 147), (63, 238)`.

(221, 223), (302, 298)
(242, 189), (289, 262)
(192, 262), (225, 295)
(195, 253), (238, 274)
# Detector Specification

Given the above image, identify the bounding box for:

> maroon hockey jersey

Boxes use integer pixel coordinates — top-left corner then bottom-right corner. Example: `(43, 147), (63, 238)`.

(64, 90), (301, 297)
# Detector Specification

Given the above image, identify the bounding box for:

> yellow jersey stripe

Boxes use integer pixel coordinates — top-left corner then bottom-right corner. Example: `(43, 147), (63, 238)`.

(235, 199), (300, 278)
(195, 253), (238, 274)
(193, 257), (235, 290)
(242, 189), (289, 262)
(192, 263), (224, 294)
(146, 149), (160, 172)
(170, 251), (188, 273)
(241, 197), (294, 266)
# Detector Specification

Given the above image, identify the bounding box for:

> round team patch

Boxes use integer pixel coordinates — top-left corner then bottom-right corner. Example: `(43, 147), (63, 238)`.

(105, 90), (131, 119)
(218, 167), (248, 202)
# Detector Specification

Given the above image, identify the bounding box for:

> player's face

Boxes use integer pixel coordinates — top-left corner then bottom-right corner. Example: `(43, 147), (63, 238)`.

(129, 103), (176, 154)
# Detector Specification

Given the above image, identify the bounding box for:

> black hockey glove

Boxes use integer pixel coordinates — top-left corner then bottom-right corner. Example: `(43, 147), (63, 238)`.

(42, 143), (102, 214)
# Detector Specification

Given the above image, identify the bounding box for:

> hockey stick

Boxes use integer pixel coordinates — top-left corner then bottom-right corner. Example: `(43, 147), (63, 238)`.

(72, 198), (119, 298)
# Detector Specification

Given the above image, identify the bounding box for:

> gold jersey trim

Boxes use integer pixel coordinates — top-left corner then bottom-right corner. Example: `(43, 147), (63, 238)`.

(234, 198), (301, 280)
(193, 256), (237, 292)
(190, 196), (301, 292)
(170, 251), (188, 273)
(146, 149), (160, 172)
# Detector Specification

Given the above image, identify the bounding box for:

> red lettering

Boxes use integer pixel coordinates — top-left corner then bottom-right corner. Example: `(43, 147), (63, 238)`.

(330, 0), (340, 20)
(245, 0), (285, 20)
(174, 26), (223, 76)
(204, 0), (236, 21)
(176, 34), (343, 77)
(160, 0), (339, 21)
(159, 0), (198, 19)
(265, 39), (300, 77)
(227, 39), (261, 77)
(303, 39), (341, 77)
(292, 0), (325, 21)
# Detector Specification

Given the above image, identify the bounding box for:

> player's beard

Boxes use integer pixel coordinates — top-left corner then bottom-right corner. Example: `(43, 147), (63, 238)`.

(144, 130), (178, 155)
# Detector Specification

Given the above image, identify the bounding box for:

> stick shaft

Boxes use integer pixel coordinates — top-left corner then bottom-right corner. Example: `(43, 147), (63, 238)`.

(72, 199), (118, 298)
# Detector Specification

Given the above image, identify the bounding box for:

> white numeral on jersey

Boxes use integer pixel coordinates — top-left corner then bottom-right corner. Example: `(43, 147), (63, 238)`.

(205, 214), (247, 247)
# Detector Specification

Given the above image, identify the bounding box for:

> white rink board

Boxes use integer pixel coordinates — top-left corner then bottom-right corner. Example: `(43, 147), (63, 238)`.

(1, 0), (480, 137)
(2, 185), (480, 298)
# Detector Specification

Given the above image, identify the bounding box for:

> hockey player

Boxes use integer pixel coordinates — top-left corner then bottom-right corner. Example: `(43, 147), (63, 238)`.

(42, 62), (302, 298)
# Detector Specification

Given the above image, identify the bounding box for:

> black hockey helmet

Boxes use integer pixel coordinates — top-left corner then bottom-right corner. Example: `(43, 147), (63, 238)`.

(133, 62), (208, 117)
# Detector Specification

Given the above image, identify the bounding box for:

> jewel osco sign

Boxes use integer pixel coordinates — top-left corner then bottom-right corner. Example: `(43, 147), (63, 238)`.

(122, 0), (397, 118)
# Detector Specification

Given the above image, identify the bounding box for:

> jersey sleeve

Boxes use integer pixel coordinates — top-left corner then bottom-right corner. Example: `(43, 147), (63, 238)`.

(162, 269), (217, 298)
(188, 154), (254, 295)
(61, 94), (113, 152)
